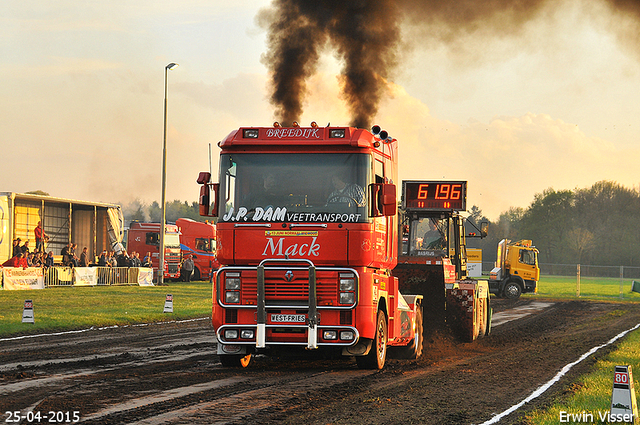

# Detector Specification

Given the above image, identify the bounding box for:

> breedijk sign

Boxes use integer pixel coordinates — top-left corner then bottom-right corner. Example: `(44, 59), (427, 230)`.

(264, 128), (321, 139)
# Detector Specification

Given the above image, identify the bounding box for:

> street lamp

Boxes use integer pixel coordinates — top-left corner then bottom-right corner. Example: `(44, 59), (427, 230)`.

(160, 62), (178, 285)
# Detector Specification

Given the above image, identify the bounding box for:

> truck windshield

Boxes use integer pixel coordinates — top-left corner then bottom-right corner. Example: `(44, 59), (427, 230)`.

(404, 217), (448, 256)
(165, 233), (180, 248)
(218, 153), (370, 223)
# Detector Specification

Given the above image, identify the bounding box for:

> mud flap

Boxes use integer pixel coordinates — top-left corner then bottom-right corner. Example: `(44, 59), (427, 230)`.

(218, 344), (248, 355)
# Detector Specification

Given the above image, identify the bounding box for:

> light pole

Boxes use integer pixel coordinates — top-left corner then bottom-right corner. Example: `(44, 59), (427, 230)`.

(160, 62), (178, 285)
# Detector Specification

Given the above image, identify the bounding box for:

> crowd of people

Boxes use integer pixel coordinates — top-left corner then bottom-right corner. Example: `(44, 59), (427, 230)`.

(96, 249), (152, 268)
(2, 235), (153, 270)
(1, 238), (52, 268)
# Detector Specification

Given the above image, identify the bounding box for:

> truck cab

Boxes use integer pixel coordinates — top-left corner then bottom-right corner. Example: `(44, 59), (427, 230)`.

(126, 222), (182, 281)
(489, 239), (540, 299)
(198, 123), (423, 369)
(175, 218), (219, 281)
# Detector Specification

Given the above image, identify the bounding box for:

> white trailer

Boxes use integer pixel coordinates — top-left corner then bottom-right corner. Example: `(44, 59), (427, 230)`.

(0, 192), (124, 263)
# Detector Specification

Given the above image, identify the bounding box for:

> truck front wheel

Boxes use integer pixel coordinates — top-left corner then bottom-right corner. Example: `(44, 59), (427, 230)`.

(503, 281), (522, 299)
(356, 310), (388, 370)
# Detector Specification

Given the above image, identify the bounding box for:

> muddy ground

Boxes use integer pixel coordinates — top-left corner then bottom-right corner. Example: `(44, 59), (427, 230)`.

(1, 298), (640, 424)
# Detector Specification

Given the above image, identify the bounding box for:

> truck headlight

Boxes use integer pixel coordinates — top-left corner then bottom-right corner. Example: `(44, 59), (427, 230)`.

(225, 291), (240, 303)
(225, 277), (241, 290)
(240, 329), (254, 339)
(339, 292), (355, 305)
(224, 329), (239, 340)
(340, 331), (355, 341)
(323, 330), (337, 340)
(340, 278), (355, 291)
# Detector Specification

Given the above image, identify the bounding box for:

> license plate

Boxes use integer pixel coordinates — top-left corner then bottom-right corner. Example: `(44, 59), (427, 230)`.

(270, 314), (306, 323)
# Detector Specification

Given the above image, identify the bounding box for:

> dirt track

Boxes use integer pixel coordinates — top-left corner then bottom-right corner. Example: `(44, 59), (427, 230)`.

(1, 298), (640, 424)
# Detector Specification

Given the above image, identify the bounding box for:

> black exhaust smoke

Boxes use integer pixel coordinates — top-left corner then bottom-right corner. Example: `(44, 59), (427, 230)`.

(260, 0), (640, 129)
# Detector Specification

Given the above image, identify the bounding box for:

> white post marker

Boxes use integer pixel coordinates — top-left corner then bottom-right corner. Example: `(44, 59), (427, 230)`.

(22, 300), (35, 324)
(611, 365), (639, 423)
(163, 294), (174, 313)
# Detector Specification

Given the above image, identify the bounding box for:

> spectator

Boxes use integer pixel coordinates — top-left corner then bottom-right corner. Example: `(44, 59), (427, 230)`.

(45, 251), (54, 268)
(98, 250), (107, 266)
(181, 255), (195, 282)
(34, 221), (48, 253)
(69, 243), (79, 267)
(130, 251), (142, 267)
(142, 252), (152, 268)
(61, 243), (71, 266)
(79, 247), (89, 267)
(21, 240), (31, 257)
(117, 250), (131, 267)
(108, 252), (118, 268)
(12, 238), (21, 258)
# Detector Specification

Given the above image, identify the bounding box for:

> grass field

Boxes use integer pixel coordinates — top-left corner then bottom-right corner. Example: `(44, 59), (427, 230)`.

(0, 281), (212, 337)
(525, 275), (640, 301)
(523, 328), (640, 424)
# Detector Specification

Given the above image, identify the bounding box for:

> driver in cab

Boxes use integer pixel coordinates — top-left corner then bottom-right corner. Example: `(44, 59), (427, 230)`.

(327, 175), (365, 207)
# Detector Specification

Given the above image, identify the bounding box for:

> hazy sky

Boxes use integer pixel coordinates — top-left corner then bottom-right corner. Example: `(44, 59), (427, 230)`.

(2, 0), (639, 220)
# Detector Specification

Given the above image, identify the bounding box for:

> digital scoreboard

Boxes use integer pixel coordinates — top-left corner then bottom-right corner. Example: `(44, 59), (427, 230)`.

(402, 181), (467, 211)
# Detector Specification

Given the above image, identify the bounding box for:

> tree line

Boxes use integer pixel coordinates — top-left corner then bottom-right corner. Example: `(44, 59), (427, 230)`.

(467, 180), (640, 267)
(121, 199), (204, 225)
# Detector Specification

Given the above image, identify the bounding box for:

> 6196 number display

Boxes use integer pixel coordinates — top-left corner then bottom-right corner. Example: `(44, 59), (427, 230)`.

(402, 181), (467, 211)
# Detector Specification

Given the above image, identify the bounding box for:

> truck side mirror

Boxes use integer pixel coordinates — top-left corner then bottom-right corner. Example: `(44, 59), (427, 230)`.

(481, 221), (488, 238)
(197, 172), (219, 217)
(381, 183), (397, 217)
(369, 183), (397, 217)
(199, 185), (210, 216)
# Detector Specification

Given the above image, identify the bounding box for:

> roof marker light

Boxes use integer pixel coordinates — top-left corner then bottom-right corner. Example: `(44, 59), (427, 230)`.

(371, 125), (381, 135)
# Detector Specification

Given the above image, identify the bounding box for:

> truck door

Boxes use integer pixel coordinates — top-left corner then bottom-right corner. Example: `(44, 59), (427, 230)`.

(516, 248), (539, 281)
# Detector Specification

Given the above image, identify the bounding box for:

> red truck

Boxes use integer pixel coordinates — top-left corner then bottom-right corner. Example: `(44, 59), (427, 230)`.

(197, 123), (424, 369)
(175, 218), (219, 281)
(126, 222), (182, 281)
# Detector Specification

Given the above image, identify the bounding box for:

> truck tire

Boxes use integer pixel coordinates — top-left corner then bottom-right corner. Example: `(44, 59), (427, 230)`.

(503, 281), (522, 299)
(356, 310), (387, 370)
(219, 353), (252, 368)
(480, 295), (492, 337)
(393, 305), (424, 359)
(192, 267), (201, 281)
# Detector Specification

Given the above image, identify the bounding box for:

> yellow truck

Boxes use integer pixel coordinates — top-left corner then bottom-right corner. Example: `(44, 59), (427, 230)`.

(489, 239), (540, 299)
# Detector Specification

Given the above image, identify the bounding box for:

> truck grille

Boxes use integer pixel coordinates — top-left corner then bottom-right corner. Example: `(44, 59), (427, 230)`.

(241, 270), (339, 305)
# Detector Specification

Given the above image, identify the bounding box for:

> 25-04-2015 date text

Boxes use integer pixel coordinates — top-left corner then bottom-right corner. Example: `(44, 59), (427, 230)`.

(4, 411), (80, 423)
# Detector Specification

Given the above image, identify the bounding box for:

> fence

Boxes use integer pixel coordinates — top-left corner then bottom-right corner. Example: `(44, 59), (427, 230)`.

(1, 267), (154, 290)
(44, 267), (152, 286)
(481, 261), (640, 299)
(481, 262), (640, 279)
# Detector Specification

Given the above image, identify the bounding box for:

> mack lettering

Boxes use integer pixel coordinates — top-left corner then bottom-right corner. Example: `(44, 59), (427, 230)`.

(262, 237), (320, 257)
